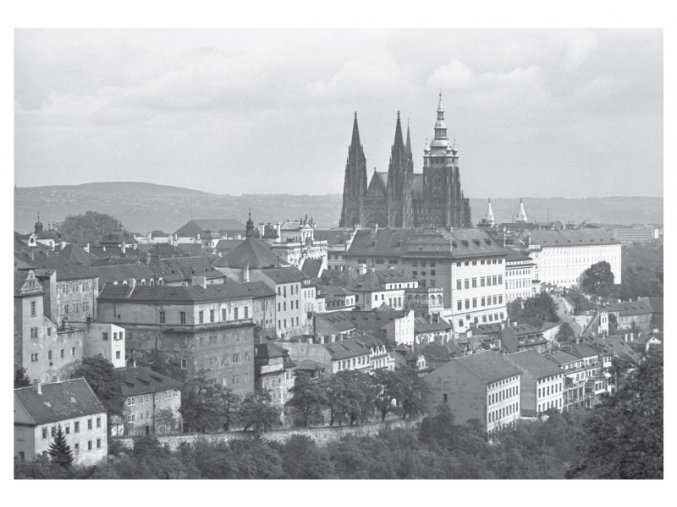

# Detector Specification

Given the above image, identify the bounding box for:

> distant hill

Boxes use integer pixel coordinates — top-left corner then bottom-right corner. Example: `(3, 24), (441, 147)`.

(14, 182), (662, 234)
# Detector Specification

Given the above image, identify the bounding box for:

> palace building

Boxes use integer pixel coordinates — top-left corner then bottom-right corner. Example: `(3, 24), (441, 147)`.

(339, 94), (472, 229)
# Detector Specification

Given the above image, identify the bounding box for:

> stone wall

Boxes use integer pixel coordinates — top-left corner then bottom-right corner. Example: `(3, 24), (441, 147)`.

(114, 417), (421, 451)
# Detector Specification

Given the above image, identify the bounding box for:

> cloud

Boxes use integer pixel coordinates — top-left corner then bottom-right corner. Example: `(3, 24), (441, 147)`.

(553, 30), (599, 70)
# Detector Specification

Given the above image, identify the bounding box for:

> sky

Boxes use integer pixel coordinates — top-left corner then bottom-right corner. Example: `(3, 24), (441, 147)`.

(14, 28), (663, 198)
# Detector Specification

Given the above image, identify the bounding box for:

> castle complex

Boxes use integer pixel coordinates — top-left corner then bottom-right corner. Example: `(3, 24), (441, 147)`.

(339, 94), (472, 229)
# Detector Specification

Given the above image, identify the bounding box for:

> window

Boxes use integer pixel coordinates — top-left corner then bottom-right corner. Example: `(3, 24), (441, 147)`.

(472, 298), (477, 308)
(210, 310), (214, 323)
(443, 393), (448, 403)
(74, 443), (79, 454)
(74, 422), (80, 433)
(472, 278), (477, 288)
(116, 351), (121, 360)
(31, 353), (38, 362)
(30, 327), (38, 339)
(457, 301), (462, 311)
(60, 349), (65, 359)
(464, 279), (469, 289)
(88, 441), (92, 451)
(234, 308), (239, 320)
(199, 311), (204, 324)
(160, 311), (166, 324)
(464, 300), (470, 310)
(103, 331), (108, 341)
(498, 275), (503, 285)
(30, 301), (36, 317)
(88, 419), (93, 430)
(48, 350), (53, 361)
(180, 312), (186, 324)
(42, 427), (48, 439)
(65, 425), (70, 435)
(222, 308), (226, 321)
(97, 439), (101, 449)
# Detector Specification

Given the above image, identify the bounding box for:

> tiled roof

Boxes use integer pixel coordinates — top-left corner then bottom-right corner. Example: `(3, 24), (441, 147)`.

(215, 239), (243, 252)
(415, 317), (453, 333)
(115, 367), (182, 396)
(301, 258), (323, 279)
(349, 268), (415, 292)
(57, 244), (99, 267)
(454, 350), (522, 384)
(325, 338), (370, 360)
(14, 378), (105, 425)
(256, 266), (308, 284)
(315, 312), (358, 333)
(346, 227), (508, 260)
(27, 251), (97, 281)
(255, 342), (290, 359)
(604, 300), (653, 317)
(526, 229), (619, 248)
(151, 256), (224, 283)
(313, 228), (353, 245)
(90, 263), (156, 285)
(545, 351), (580, 366)
(640, 297), (663, 314)
(505, 251), (533, 263)
(355, 334), (388, 351)
(242, 281), (276, 298)
(334, 309), (406, 332)
(316, 285), (355, 298)
(504, 351), (563, 379)
(215, 238), (284, 269)
(98, 279), (253, 304)
(175, 219), (245, 237)
(568, 343), (600, 359)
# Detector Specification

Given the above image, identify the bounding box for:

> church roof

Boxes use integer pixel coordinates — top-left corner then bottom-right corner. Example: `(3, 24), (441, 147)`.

(215, 237), (283, 269)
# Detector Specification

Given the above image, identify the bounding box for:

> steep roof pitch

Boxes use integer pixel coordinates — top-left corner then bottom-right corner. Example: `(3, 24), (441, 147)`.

(152, 256), (225, 283)
(98, 279), (253, 304)
(27, 251), (97, 281)
(506, 251), (533, 263)
(315, 312), (358, 334)
(215, 237), (284, 269)
(242, 281), (276, 298)
(568, 342), (600, 359)
(57, 244), (99, 267)
(325, 338), (370, 360)
(301, 258), (323, 279)
(114, 367), (182, 396)
(415, 317), (453, 333)
(256, 266), (308, 284)
(255, 342), (290, 359)
(14, 378), (106, 426)
(504, 351), (563, 379)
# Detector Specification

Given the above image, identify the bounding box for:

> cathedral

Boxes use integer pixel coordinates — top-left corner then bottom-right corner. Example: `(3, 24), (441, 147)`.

(339, 94), (472, 229)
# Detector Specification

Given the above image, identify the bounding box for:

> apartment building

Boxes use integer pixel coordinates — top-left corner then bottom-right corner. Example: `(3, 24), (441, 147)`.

(505, 251), (536, 302)
(504, 351), (564, 418)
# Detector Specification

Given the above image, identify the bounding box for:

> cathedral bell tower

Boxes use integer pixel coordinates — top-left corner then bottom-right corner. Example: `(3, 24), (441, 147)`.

(339, 112), (368, 228)
(386, 111), (414, 228)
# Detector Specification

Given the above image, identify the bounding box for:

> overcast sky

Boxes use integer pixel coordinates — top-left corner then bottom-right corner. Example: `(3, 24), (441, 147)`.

(14, 29), (662, 198)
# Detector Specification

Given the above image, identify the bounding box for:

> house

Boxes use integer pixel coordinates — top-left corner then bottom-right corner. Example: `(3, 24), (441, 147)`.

(499, 323), (549, 354)
(504, 351), (564, 418)
(348, 268), (418, 311)
(313, 312), (357, 343)
(603, 300), (654, 332)
(505, 251), (536, 302)
(14, 379), (108, 466)
(112, 367), (183, 436)
(355, 334), (395, 371)
(242, 281), (277, 341)
(254, 342), (296, 408)
(324, 338), (372, 374)
(333, 309), (416, 346)
(414, 316), (453, 346)
(315, 284), (357, 313)
(424, 350), (522, 434)
(544, 351), (590, 411)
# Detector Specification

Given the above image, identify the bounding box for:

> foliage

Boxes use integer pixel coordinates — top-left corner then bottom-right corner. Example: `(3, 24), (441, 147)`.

(134, 349), (186, 383)
(72, 356), (124, 415)
(397, 368), (430, 419)
(14, 367), (31, 388)
(48, 425), (74, 468)
(372, 369), (401, 422)
(180, 370), (240, 433)
(568, 349), (663, 479)
(507, 292), (558, 326)
(238, 392), (280, 438)
(619, 242), (663, 299)
(564, 288), (595, 313)
(285, 375), (326, 427)
(155, 408), (178, 433)
(275, 435), (335, 479)
(59, 211), (124, 246)
(580, 261), (615, 297)
(555, 322), (576, 342)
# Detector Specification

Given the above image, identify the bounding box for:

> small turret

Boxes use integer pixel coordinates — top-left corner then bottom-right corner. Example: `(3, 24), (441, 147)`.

(245, 211), (255, 238)
(516, 198), (528, 223)
(34, 212), (44, 234)
(486, 198), (495, 227)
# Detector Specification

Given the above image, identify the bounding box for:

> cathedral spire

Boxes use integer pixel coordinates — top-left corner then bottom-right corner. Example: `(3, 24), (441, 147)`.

(350, 111), (361, 148)
(406, 119), (412, 156)
(393, 111), (404, 149)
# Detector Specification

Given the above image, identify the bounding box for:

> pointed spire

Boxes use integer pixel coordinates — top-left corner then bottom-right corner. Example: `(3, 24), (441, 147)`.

(517, 198), (528, 223)
(437, 91), (443, 112)
(486, 198), (495, 226)
(393, 111), (404, 148)
(406, 119), (412, 155)
(350, 111), (361, 148)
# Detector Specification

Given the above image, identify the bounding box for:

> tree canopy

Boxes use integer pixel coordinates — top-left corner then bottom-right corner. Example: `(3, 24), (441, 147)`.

(72, 356), (124, 415)
(59, 211), (124, 246)
(581, 261), (615, 297)
(507, 292), (558, 326)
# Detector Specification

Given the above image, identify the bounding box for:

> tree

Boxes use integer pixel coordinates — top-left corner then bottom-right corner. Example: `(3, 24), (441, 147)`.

(567, 349), (663, 479)
(155, 408), (177, 434)
(180, 370), (238, 433)
(372, 369), (402, 422)
(555, 322), (576, 343)
(72, 356), (124, 415)
(285, 375), (325, 427)
(59, 211), (124, 246)
(507, 293), (558, 326)
(581, 261), (615, 297)
(277, 435), (335, 479)
(396, 368), (430, 420)
(48, 425), (74, 468)
(238, 392), (280, 438)
(14, 368), (31, 388)
(134, 349), (186, 383)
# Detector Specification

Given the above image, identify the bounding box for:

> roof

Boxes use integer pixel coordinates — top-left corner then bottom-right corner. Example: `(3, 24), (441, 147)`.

(313, 228), (353, 245)
(315, 312), (358, 333)
(504, 351), (563, 379)
(348, 268), (416, 292)
(325, 338), (370, 360)
(346, 227), (508, 260)
(316, 284), (355, 298)
(242, 281), (276, 298)
(57, 244), (99, 267)
(98, 279), (253, 304)
(26, 251), (97, 281)
(215, 237), (283, 269)
(333, 309), (407, 332)
(256, 266), (308, 284)
(294, 359), (325, 372)
(89, 263), (156, 285)
(151, 256), (225, 283)
(115, 367), (182, 396)
(355, 334), (388, 350)
(14, 378), (106, 425)
(215, 239), (244, 252)
(301, 258), (323, 279)
(175, 219), (245, 237)
(640, 297), (663, 314)
(255, 342), (290, 359)
(526, 229), (619, 248)
(453, 351), (522, 384)
(545, 351), (581, 366)
(505, 251), (533, 263)
(415, 317), (453, 333)
(568, 342), (600, 359)
(604, 300), (653, 317)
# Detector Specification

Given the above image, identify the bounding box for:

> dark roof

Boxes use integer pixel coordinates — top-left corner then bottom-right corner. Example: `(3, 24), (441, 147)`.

(14, 270), (34, 296)
(526, 229), (619, 248)
(257, 266), (308, 284)
(355, 334), (388, 350)
(504, 351), (563, 379)
(421, 344), (452, 363)
(14, 378), (105, 425)
(27, 251), (97, 281)
(255, 342), (290, 359)
(313, 228), (353, 245)
(346, 227), (508, 260)
(242, 281), (276, 298)
(325, 338), (370, 360)
(57, 244), (99, 267)
(90, 263), (156, 285)
(175, 219), (245, 237)
(315, 312), (358, 333)
(334, 309), (407, 332)
(545, 351), (580, 366)
(175, 243), (206, 256)
(348, 268), (415, 292)
(640, 297), (663, 314)
(151, 256), (225, 283)
(568, 343), (600, 359)
(505, 251), (533, 263)
(215, 237), (283, 269)
(454, 351), (522, 384)
(604, 300), (653, 317)
(316, 284), (356, 298)
(294, 359), (325, 372)
(115, 367), (182, 396)
(216, 239), (243, 252)
(98, 279), (253, 304)
(415, 317), (453, 333)
(301, 258), (323, 279)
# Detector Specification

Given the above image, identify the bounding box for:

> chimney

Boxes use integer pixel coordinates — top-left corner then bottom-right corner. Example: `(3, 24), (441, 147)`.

(243, 264), (250, 283)
(191, 276), (207, 288)
(370, 223), (378, 234)
(34, 380), (42, 395)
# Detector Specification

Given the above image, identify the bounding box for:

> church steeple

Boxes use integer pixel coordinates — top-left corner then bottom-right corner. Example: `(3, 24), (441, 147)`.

(245, 211), (255, 237)
(485, 198), (495, 226)
(350, 111), (361, 148)
(339, 112), (368, 228)
(406, 120), (412, 156)
(393, 111), (404, 149)
(516, 198), (528, 223)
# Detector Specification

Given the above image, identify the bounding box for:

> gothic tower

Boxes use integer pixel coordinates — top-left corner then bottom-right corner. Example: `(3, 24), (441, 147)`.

(339, 112), (368, 228)
(386, 112), (414, 228)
